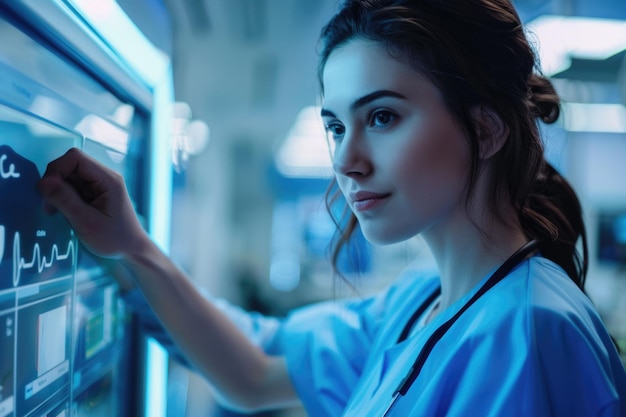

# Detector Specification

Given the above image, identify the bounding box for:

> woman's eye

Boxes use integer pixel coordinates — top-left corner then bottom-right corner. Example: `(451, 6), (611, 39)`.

(369, 110), (396, 127)
(325, 123), (345, 140)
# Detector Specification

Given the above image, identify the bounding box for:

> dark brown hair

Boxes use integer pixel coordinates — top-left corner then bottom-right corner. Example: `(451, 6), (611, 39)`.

(319, 0), (588, 289)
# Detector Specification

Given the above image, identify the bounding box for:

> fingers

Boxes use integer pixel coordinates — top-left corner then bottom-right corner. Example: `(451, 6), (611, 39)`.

(40, 147), (121, 206)
(37, 147), (144, 260)
(37, 175), (93, 228)
(38, 147), (119, 228)
(42, 148), (110, 185)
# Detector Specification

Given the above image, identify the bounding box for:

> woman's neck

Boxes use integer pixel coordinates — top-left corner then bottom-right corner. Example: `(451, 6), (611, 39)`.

(421, 206), (528, 314)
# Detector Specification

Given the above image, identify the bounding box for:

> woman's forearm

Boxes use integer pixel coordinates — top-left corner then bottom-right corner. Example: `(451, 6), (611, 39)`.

(121, 236), (298, 411)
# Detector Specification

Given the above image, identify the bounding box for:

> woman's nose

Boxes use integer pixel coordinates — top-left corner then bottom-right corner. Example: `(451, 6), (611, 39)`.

(332, 132), (372, 178)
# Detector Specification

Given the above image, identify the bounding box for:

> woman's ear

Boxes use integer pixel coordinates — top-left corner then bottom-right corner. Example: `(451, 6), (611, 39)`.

(472, 106), (510, 160)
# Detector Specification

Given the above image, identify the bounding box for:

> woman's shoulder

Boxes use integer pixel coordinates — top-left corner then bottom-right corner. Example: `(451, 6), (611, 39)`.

(457, 256), (616, 359)
(512, 256), (600, 323)
(435, 256), (626, 417)
(514, 257), (626, 413)
(488, 256), (594, 317)
(480, 256), (619, 363)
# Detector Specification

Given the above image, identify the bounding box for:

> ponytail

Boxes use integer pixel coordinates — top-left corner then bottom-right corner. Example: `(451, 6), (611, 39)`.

(518, 74), (588, 291)
(519, 162), (588, 290)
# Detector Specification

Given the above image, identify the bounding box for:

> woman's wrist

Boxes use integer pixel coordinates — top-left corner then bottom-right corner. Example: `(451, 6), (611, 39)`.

(121, 228), (158, 264)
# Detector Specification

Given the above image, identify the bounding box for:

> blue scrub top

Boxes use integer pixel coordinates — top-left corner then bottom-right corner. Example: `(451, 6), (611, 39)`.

(271, 256), (626, 416)
(124, 256), (626, 416)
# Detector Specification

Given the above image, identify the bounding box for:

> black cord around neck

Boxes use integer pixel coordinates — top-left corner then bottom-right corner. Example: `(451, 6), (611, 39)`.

(394, 240), (540, 396)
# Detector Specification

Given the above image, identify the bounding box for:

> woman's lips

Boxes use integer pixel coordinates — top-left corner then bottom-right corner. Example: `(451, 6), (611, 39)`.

(349, 191), (391, 212)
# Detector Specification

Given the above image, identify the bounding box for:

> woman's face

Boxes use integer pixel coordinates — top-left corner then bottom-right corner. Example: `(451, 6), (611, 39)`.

(321, 40), (472, 244)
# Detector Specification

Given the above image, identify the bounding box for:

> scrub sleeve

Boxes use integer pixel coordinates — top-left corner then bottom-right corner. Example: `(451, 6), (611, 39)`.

(265, 269), (439, 417)
(121, 287), (282, 368)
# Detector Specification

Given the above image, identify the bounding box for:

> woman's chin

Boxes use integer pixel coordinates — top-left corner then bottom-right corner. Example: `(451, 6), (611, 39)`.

(360, 226), (417, 246)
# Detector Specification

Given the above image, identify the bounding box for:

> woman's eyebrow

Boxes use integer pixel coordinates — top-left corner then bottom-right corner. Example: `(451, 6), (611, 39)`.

(350, 90), (406, 111)
(320, 108), (336, 118)
(320, 89), (406, 118)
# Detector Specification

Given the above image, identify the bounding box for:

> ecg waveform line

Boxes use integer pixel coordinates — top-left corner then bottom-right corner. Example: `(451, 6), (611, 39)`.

(12, 230), (75, 287)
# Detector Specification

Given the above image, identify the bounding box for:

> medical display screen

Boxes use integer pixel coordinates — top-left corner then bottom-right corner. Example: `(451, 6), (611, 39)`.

(0, 105), (76, 417)
(0, 12), (140, 417)
(0, 105), (131, 417)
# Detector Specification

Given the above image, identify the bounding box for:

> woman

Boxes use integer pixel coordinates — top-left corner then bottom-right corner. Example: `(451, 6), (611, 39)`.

(38, 0), (626, 415)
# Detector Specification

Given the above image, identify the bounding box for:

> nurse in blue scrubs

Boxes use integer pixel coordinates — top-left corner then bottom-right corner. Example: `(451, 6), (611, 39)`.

(38, 0), (626, 415)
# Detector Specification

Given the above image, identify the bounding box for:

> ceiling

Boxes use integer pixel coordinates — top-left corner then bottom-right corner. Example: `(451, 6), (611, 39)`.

(120, 0), (626, 153)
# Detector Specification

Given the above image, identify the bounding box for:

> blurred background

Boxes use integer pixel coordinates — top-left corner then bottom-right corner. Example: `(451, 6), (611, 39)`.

(114, 0), (626, 416)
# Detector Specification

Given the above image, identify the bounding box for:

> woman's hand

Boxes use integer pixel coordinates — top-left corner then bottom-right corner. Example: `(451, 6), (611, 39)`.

(37, 148), (149, 259)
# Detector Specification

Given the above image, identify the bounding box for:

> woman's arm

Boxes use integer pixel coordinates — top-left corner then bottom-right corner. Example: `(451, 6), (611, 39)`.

(37, 148), (298, 412)
(119, 238), (298, 411)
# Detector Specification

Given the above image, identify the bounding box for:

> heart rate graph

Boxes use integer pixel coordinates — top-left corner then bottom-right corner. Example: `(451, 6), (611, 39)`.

(10, 229), (75, 287)
(0, 145), (76, 288)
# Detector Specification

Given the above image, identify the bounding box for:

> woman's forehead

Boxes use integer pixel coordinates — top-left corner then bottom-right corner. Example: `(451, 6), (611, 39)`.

(321, 40), (436, 111)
